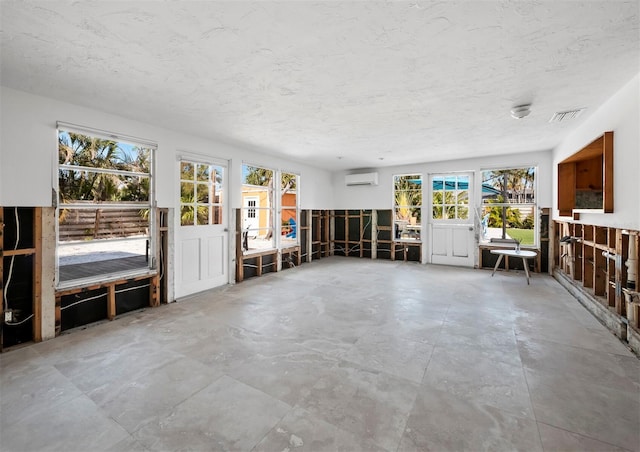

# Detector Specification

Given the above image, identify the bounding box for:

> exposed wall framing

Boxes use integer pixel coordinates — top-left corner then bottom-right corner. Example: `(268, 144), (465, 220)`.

(1, 207), (42, 351)
(235, 209), (324, 283)
(554, 220), (640, 353)
(311, 210), (331, 259)
(332, 210), (373, 258)
(158, 208), (169, 304)
(55, 274), (160, 334)
(331, 209), (421, 263)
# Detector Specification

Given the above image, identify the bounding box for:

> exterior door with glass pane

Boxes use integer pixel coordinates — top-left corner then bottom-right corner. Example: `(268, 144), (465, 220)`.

(176, 159), (228, 298)
(429, 173), (475, 267)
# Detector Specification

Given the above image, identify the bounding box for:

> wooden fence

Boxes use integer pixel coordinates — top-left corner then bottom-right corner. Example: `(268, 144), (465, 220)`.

(59, 208), (148, 241)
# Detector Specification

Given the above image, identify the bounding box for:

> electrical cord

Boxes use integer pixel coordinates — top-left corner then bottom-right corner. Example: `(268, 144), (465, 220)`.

(3, 207), (32, 326)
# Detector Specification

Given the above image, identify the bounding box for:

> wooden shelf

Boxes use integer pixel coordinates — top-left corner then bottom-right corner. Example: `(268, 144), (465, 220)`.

(558, 131), (613, 217)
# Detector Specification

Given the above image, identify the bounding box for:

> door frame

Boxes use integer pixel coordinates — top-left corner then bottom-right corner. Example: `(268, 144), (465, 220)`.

(175, 153), (230, 298)
(427, 172), (476, 267)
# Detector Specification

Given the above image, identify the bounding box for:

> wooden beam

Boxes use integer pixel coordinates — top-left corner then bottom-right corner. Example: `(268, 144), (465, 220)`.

(33, 208), (42, 342)
(306, 210), (312, 263)
(603, 131), (614, 213)
(55, 295), (61, 336)
(149, 274), (160, 307)
(3, 248), (36, 257)
(107, 284), (116, 320)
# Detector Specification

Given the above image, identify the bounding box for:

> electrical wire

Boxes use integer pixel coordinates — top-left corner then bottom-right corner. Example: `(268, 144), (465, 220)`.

(60, 292), (107, 311)
(4, 314), (34, 326)
(3, 207), (25, 326)
(115, 284), (150, 294)
(60, 283), (150, 311)
(3, 207), (20, 312)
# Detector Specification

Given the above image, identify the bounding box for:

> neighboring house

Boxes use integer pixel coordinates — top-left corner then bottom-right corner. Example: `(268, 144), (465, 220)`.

(241, 185), (297, 238)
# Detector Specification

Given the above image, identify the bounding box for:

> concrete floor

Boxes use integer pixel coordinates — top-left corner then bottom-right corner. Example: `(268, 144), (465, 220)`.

(1, 257), (639, 451)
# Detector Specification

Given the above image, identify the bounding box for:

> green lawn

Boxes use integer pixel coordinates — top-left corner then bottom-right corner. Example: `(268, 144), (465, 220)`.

(507, 228), (534, 245)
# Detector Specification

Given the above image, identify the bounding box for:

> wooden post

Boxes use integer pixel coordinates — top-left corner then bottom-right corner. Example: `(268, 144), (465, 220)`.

(615, 229), (624, 314)
(306, 210), (312, 263)
(371, 210), (378, 260)
(107, 284), (116, 320)
(149, 274), (160, 307)
(33, 208), (42, 342)
(55, 294), (61, 336)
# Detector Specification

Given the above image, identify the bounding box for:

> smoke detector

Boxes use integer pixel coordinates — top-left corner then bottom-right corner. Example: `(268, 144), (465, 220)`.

(549, 108), (585, 123)
(510, 104), (531, 119)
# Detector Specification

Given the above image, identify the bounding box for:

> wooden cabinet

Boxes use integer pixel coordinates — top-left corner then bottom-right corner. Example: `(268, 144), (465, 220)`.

(558, 131), (613, 217)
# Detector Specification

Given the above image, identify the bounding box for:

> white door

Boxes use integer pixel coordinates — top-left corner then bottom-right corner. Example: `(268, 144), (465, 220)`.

(176, 159), (228, 298)
(243, 196), (259, 232)
(429, 173), (475, 267)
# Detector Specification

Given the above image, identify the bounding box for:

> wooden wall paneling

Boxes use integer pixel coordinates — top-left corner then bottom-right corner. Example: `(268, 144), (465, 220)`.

(557, 163), (576, 216)
(602, 131), (614, 213)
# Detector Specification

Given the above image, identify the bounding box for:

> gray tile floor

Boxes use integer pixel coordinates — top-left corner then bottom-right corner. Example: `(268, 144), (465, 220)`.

(1, 257), (639, 452)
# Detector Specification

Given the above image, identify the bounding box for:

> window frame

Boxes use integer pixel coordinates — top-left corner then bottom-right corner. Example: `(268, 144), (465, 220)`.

(179, 160), (225, 227)
(241, 163), (276, 253)
(55, 123), (157, 288)
(479, 166), (538, 248)
(430, 174), (471, 223)
(393, 173), (423, 242)
(280, 171), (300, 250)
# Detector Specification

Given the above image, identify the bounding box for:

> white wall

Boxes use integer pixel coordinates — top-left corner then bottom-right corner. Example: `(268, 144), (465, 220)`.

(0, 86), (333, 209)
(332, 150), (553, 210)
(552, 73), (640, 230)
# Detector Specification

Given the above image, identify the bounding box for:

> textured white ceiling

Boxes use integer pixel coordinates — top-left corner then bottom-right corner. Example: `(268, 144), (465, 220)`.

(1, 1), (638, 170)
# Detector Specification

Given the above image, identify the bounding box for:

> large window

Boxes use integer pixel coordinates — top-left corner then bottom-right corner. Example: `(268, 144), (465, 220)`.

(241, 165), (275, 252)
(394, 174), (422, 241)
(56, 125), (155, 286)
(180, 161), (224, 226)
(481, 167), (536, 246)
(431, 175), (469, 221)
(280, 172), (299, 248)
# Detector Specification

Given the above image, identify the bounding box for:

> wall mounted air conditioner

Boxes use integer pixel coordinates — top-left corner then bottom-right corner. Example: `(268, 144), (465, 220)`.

(345, 172), (379, 186)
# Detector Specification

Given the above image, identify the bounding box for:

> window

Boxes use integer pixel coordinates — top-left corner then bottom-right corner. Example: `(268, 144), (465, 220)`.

(281, 172), (299, 248)
(56, 126), (155, 286)
(481, 167), (536, 246)
(242, 165), (275, 252)
(180, 161), (224, 226)
(247, 200), (256, 218)
(394, 174), (422, 241)
(431, 175), (469, 221)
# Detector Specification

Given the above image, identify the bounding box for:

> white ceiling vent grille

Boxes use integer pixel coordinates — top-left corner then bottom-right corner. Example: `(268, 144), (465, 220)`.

(549, 108), (586, 123)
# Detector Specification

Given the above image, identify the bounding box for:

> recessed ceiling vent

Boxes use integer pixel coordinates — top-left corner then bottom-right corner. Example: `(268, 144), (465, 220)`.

(549, 108), (585, 123)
